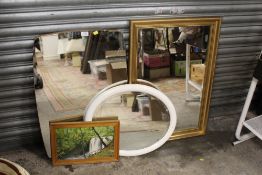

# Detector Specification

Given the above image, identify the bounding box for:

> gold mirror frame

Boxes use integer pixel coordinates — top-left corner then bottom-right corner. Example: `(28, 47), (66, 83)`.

(128, 17), (221, 140)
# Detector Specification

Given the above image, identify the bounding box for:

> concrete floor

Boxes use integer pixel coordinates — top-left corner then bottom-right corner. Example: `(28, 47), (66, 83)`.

(0, 131), (261, 175)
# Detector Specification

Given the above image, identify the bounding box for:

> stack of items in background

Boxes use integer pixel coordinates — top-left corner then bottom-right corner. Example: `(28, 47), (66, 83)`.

(143, 50), (170, 80)
(81, 30), (127, 84)
(141, 28), (171, 80)
(139, 27), (208, 81)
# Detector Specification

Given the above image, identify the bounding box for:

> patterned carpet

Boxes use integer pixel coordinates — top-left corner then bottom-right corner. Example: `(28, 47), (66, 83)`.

(37, 59), (108, 112)
(152, 77), (186, 93)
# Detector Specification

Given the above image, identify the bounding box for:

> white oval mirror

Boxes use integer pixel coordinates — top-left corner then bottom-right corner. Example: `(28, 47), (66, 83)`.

(84, 84), (177, 156)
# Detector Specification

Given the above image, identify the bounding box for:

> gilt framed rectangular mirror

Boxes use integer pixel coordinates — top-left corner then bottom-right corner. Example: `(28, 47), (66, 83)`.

(129, 17), (221, 140)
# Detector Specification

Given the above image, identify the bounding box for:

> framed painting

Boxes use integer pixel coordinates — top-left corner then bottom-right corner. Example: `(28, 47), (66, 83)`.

(50, 120), (119, 165)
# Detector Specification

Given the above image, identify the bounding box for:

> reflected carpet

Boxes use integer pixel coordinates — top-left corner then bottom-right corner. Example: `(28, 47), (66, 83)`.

(37, 59), (108, 112)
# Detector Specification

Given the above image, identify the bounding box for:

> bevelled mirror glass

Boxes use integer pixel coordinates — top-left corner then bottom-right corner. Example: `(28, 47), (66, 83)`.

(129, 17), (221, 139)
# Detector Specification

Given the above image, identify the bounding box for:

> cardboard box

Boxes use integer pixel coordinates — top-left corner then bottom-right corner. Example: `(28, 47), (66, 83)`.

(144, 66), (170, 80)
(173, 59), (202, 77)
(150, 97), (169, 121)
(72, 55), (82, 67)
(106, 61), (127, 84)
(190, 64), (205, 84)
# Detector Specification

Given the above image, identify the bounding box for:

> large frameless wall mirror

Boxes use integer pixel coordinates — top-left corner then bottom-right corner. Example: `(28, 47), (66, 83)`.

(129, 17), (221, 139)
(34, 30), (128, 157)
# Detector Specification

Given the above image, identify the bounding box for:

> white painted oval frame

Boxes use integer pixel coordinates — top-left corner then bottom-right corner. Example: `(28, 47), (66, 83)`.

(84, 84), (177, 156)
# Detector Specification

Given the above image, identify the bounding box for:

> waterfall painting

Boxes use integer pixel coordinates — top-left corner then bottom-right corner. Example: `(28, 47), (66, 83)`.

(50, 120), (119, 165)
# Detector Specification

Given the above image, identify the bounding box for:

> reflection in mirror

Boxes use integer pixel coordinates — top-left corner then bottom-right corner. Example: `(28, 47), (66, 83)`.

(35, 30), (127, 114)
(92, 92), (170, 150)
(34, 30), (127, 157)
(137, 26), (209, 130)
(129, 17), (221, 139)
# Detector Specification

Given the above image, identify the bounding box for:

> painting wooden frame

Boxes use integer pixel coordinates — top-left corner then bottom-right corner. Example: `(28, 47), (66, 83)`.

(50, 120), (119, 166)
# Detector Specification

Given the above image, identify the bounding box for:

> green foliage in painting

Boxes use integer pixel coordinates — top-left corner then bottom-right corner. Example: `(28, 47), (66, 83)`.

(56, 126), (114, 159)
